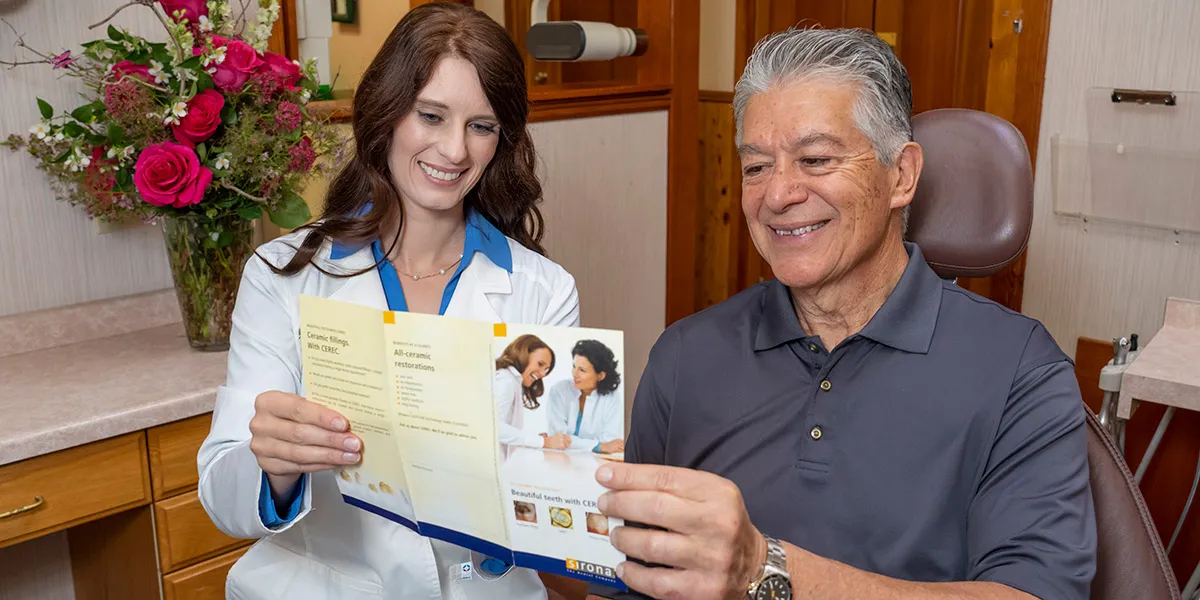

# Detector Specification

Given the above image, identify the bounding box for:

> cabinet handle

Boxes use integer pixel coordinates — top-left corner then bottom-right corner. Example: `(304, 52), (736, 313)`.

(0, 496), (44, 519)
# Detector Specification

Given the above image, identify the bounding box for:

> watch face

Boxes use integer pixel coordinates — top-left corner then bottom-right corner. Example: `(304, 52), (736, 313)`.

(753, 575), (792, 600)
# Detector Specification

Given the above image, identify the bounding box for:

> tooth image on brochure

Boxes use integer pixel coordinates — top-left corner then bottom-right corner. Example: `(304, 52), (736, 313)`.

(297, 294), (628, 590)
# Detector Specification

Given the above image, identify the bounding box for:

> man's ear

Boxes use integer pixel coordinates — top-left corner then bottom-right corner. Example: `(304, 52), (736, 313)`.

(889, 141), (924, 211)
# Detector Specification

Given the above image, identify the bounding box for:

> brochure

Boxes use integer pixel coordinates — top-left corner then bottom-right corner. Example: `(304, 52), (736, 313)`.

(297, 294), (628, 590)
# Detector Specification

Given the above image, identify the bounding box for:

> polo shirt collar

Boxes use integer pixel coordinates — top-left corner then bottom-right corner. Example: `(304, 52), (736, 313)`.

(754, 242), (942, 354)
(328, 206), (513, 273)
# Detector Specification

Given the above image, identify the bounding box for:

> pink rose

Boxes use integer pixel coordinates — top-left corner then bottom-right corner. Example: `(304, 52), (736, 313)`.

(259, 52), (303, 90)
(112, 60), (151, 82)
(171, 89), (225, 147)
(158, 0), (207, 22)
(209, 36), (263, 92)
(134, 142), (213, 208)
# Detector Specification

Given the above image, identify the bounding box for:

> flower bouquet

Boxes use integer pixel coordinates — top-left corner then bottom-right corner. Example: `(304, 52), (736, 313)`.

(2, 0), (340, 350)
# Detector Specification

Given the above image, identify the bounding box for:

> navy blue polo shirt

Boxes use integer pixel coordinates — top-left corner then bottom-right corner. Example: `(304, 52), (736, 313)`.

(591, 242), (1096, 600)
(259, 209), (513, 534)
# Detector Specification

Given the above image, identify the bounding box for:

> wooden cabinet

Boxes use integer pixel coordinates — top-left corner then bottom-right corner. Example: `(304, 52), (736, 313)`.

(162, 546), (249, 600)
(148, 414), (253, 597)
(148, 413), (212, 500)
(0, 432), (150, 548)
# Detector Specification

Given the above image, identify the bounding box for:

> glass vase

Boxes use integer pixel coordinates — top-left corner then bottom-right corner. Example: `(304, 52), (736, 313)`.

(161, 214), (255, 351)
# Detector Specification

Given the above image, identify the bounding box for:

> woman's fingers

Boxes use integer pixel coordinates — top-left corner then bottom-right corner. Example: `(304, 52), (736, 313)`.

(252, 437), (360, 472)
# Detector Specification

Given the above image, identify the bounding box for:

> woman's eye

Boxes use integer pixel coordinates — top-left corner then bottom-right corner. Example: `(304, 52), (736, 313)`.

(471, 122), (498, 135)
(418, 111), (442, 124)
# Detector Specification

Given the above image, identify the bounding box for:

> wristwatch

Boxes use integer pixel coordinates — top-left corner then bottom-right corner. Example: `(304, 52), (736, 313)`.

(747, 535), (792, 600)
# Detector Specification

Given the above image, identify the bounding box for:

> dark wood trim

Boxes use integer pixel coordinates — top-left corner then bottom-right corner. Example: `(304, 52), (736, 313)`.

(308, 84), (672, 125)
(269, 0), (300, 60)
(699, 90), (735, 103)
(70, 506), (160, 600)
(665, 0), (701, 326)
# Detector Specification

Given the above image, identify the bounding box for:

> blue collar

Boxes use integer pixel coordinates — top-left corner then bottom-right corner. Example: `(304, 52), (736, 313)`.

(328, 207), (513, 273)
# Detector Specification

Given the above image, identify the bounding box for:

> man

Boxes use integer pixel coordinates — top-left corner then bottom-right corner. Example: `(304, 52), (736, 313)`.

(587, 27), (1096, 600)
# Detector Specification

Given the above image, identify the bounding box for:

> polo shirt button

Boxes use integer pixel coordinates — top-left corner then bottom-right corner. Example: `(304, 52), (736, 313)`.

(820, 379), (832, 391)
(810, 426), (823, 440)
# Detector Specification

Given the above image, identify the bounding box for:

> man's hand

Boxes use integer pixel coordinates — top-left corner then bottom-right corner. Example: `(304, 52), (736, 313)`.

(596, 463), (766, 600)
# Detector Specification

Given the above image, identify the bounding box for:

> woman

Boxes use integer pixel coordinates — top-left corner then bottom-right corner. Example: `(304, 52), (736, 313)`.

(546, 339), (625, 454)
(494, 334), (571, 449)
(196, 5), (578, 599)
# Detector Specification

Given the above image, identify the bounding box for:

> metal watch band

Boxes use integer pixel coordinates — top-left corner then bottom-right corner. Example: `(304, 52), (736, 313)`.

(765, 535), (787, 571)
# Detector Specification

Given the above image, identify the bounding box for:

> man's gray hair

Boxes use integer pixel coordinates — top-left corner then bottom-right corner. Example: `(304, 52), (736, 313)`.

(733, 27), (914, 167)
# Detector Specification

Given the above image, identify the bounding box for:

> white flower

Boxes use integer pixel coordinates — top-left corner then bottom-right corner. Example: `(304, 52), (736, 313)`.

(122, 40), (135, 52)
(171, 101), (188, 119)
(214, 153), (231, 170)
(202, 45), (227, 68)
(164, 114), (180, 126)
(198, 15), (214, 33)
(100, 48), (114, 60)
(107, 147), (119, 159)
(300, 89), (311, 103)
(122, 146), (135, 160)
(53, 132), (64, 141)
(148, 60), (170, 84)
(78, 154), (90, 168)
(210, 231), (220, 242)
(29, 123), (49, 139)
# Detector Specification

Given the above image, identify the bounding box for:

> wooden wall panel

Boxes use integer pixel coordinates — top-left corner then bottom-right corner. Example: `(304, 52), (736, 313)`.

(1075, 337), (1200, 584)
(696, 93), (741, 309)
(791, 0), (874, 29)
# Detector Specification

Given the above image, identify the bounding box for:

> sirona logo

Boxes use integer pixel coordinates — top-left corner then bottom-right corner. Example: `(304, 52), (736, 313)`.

(566, 558), (616, 580)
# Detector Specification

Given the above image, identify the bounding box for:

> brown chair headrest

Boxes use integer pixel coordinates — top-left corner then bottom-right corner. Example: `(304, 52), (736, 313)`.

(907, 109), (1034, 279)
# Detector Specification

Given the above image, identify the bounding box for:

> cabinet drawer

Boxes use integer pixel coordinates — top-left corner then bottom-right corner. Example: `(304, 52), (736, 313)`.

(0, 432), (150, 548)
(148, 414), (213, 500)
(162, 546), (249, 600)
(155, 490), (249, 572)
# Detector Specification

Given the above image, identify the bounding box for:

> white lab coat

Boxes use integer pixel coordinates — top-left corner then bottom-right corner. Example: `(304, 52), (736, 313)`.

(545, 379), (624, 452)
(495, 367), (549, 449)
(197, 228), (580, 600)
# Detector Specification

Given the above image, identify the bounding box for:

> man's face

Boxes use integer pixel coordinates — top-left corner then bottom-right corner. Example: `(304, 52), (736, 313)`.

(739, 78), (911, 291)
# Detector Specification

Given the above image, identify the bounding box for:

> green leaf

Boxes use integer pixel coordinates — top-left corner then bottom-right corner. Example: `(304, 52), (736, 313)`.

(117, 169), (133, 190)
(268, 189), (312, 230)
(63, 122), (85, 137)
(237, 205), (263, 221)
(51, 148), (71, 164)
(107, 25), (123, 42)
(179, 56), (201, 70)
(220, 103), (238, 126)
(70, 104), (94, 123)
(197, 143), (208, 162)
(37, 98), (53, 120)
(151, 47), (172, 65)
(107, 124), (125, 146)
(195, 71), (215, 93)
(87, 133), (107, 146)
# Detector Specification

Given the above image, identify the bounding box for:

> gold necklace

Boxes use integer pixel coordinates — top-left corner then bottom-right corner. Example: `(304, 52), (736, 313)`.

(395, 253), (464, 281)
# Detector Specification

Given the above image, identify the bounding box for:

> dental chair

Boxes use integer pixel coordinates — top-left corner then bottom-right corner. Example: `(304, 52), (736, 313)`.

(910, 108), (1181, 600)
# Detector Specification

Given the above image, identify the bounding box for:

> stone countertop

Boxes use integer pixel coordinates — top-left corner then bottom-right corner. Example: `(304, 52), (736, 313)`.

(1118, 297), (1200, 418)
(0, 323), (228, 466)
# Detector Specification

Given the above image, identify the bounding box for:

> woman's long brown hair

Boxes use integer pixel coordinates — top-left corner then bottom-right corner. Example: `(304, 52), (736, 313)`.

(268, 2), (544, 276)
(496, 334), (555, 409)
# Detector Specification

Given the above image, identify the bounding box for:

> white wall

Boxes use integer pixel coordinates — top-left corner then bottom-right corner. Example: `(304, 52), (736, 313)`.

(1023, 0), (1200, 357)
(531, 111), (669, 424)
(0, 0), (175, 318)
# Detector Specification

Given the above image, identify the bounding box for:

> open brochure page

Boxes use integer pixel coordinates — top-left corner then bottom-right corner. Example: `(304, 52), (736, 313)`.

(493, 324), (627, 589)
(381, 311), (511, 557)
(298, 295), (627, 589)
(297, 294), (417, 529)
